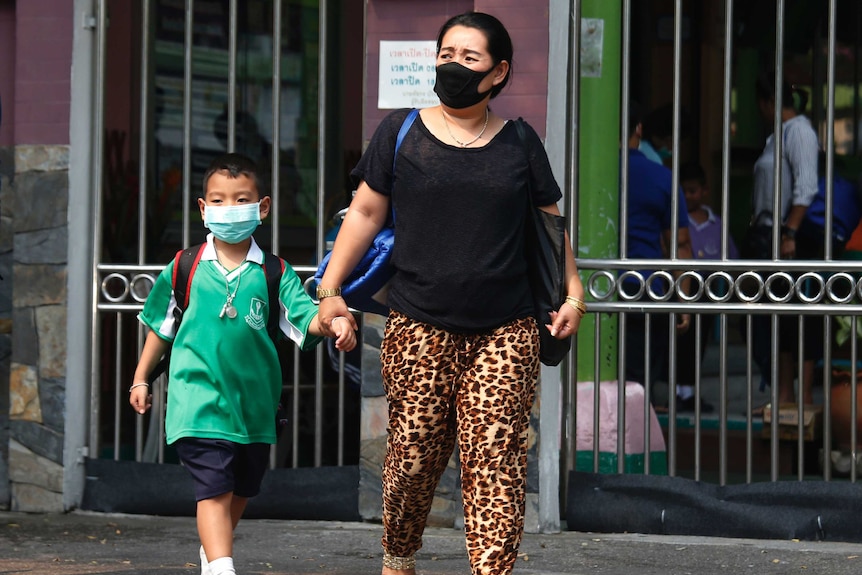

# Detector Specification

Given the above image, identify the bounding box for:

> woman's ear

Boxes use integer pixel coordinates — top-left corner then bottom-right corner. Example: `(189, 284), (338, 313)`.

(492, 60), (510, 86)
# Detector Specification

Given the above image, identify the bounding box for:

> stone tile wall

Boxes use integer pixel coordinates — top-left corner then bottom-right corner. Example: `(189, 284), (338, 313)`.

(6, 145), (69, 512)
(0, 145), (12, 509)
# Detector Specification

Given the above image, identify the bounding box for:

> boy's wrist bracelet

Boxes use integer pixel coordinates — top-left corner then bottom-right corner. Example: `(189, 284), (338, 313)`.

(129, 382), (150, 393)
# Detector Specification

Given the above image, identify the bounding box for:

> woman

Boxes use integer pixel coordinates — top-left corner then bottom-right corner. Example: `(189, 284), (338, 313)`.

(316, 12), (585, 575)
(746, 71), (819, 409)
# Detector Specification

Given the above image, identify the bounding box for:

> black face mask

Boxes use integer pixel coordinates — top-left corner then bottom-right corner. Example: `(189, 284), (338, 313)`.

(434, 62), (495, 109)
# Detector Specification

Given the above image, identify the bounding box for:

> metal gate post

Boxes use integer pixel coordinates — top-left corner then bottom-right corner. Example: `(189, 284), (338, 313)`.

(576, 0), (621, 385)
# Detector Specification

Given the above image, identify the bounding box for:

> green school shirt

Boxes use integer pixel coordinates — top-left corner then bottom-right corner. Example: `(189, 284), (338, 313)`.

(138, 236), (322, 445)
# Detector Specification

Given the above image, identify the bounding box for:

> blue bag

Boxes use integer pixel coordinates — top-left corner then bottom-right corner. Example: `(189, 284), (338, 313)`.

(314, 109), (418, 315)
(799, 174), (862, 245)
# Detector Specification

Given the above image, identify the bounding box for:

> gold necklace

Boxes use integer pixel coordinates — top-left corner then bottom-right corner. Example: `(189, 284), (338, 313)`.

(441, 107), (489, 147)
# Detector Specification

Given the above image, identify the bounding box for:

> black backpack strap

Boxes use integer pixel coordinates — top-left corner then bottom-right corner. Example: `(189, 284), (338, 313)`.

(172, 243), (207, 315)
(263, 251), (285, 345)
(147, 243), (206, 384)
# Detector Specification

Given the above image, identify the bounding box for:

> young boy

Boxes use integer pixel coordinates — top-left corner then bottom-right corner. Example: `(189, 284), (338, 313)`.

(129, 153), (355, 575)
(674, 162), (739, 412)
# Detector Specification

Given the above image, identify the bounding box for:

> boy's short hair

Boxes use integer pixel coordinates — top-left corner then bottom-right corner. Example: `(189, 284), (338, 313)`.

(202, 152), (265, 197)
(679, 161), (706, 186)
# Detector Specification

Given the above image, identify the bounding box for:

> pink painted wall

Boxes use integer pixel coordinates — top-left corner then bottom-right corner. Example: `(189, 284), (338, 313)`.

(14, 0), (73, 145)
(0, 1), (15, 146)
(363, 0), (550, 140)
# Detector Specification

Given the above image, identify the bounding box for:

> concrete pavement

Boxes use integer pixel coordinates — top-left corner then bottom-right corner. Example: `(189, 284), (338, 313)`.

(4, 510), (862, 574)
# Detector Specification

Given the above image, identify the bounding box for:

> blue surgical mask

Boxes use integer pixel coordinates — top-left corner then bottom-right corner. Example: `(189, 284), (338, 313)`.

(658, 146), (672, 160)
(203, 202), (261, 244)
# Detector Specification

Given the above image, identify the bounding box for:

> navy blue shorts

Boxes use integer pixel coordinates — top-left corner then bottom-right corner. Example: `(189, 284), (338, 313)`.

(173, 438), (270, 501)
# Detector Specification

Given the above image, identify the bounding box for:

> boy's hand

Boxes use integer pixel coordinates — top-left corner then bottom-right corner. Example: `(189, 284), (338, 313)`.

(330, 316), (357, 352)
(129, 383), (152, 414)
(319, 297), (357, 338)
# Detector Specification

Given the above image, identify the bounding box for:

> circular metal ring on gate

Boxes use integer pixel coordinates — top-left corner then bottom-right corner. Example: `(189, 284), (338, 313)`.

(101, 273), (130, 303)
(617, 270), (645, 301)
(826, 272), (857, 304)
(675, 270), (704, 302)
(587, 270), (617, 301)
(130, 273), (157, 303)
(646, 270), (675, 302)
(764, 271), (795, 303)
(302, 275), (318, 299)
(857, 276), (862, 301)
(794, 272), (824, 304)
(704, 271), (734, 303)
(734, 271), (764, 303)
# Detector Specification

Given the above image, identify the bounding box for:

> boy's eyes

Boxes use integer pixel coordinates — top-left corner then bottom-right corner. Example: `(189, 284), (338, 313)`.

(207, 196), (253, 204)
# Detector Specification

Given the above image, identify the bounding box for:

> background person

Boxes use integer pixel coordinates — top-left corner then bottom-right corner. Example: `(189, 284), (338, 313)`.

(743, 71), (819, 410)
(674, 162), (740, 413)
(623, 102), (693, 412)
(315, 11), (585, 575)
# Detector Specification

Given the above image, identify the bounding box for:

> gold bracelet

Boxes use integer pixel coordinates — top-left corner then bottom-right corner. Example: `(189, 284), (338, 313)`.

(128, 382), (150, 393)
(382, 552), (416, 570)
(316, 286), (342, 300)
(565, 296), (587, 316)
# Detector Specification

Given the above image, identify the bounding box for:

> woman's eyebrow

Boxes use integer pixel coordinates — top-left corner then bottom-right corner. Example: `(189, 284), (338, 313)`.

(439, 46), (482, 56)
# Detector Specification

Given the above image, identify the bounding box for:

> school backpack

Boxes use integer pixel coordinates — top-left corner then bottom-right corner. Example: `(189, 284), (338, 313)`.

(146, 242), (289, 430)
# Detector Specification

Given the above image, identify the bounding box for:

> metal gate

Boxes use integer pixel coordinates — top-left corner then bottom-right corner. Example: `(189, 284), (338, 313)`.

(89, 0), (358, 487)
(561, 0), (862, 497)
(84, 0), (862, 524)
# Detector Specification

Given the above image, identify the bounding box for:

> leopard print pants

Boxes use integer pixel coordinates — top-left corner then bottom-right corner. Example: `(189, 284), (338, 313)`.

(379, 311), (540, 575)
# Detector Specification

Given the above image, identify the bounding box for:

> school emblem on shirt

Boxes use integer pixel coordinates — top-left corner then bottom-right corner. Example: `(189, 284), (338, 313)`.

(245, 297), (267, 331)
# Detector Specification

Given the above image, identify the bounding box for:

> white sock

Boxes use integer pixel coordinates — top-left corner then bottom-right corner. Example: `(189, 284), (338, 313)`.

(200, 546), (210, 575)
(208, 557), (235, 575)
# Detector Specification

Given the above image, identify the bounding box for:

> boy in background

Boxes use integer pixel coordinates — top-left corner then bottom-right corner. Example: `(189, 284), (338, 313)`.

(675, 162), (739, 412)
(130, 153), (356, 575)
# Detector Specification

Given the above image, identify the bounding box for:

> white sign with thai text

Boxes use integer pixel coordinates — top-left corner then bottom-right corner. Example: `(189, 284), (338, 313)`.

(378, 40), (438, 109)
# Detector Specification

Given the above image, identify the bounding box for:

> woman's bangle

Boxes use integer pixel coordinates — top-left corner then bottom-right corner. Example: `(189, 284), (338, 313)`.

(565, 296), (587, 316)
(129, 382), (150, 393)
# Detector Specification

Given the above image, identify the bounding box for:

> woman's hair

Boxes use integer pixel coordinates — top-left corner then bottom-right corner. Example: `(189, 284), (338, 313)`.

(435, 11), (513, 99)
(756, 70), (809, 113)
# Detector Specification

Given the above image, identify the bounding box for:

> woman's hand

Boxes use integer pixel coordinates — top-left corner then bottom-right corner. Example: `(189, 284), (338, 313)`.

(318, 296), (357, 338)
(547, 305), (583, 340)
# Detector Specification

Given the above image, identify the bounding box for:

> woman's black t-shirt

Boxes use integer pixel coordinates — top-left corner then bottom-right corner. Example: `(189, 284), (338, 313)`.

(350, 108), (562, 333)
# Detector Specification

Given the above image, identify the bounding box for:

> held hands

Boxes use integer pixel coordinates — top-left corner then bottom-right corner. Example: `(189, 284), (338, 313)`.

(318, 296), (357, 338)
(129, 382), (152, 415)
(330, 315), (357, 352)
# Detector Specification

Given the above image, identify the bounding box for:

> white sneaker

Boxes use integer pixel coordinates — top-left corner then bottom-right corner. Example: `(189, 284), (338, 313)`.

(200, 545), (211, 575)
